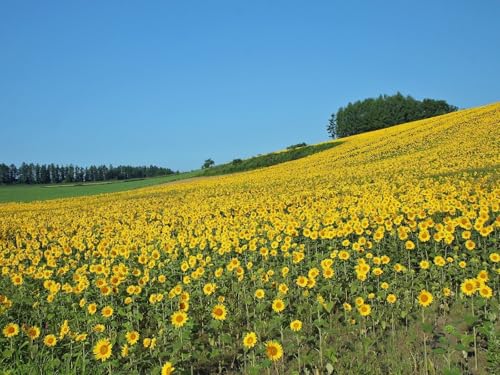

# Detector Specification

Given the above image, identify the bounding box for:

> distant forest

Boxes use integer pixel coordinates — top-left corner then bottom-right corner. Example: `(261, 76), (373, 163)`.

(0, 163), (176, 184)
(327, 93), (458, 138)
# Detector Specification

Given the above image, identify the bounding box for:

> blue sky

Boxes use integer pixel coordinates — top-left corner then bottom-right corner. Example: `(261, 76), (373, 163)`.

(1, 0), (499, 171)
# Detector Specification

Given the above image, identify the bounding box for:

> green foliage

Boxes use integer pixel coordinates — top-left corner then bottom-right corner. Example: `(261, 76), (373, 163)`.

(327, 93), (458, 138)
(202, 159), (215, 169)
(286, 142), (307, 150)
(199, 141), (342, 177)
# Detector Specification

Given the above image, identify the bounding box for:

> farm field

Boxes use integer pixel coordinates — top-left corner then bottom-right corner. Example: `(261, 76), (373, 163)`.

(0, 142), (340, 204)
(0, 103), (499, 374)
(0, 174), (196, 203)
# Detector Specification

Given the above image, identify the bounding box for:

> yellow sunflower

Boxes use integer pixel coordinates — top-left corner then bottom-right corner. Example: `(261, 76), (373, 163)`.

(43, 334), (57, 347)
(161, 361), (175, 375)
(290, 319), (302, 332)
(418, 290), (433, 307)
(93, 338), (112, 361)
(272, 299), (285, 313)
(211, 304), (227, 321)
(125, 331), (140, 345)
(386, 294), (397, 304)
(460, 279), (477, 296)
(101, 306), (114, 318)
(171, 311), (188, 328)
(265, 341), (283, 361)
(2, 323), (19, 338)
(358, 304), (371, 316)
(242, 332), (257, 349)
(27, 326), (40, 340)
(479, 285), (493, 299)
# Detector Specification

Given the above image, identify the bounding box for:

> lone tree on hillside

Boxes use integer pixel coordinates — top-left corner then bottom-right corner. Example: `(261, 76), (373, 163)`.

(202, 159), (215, 169)
(327, 93), (457, 139)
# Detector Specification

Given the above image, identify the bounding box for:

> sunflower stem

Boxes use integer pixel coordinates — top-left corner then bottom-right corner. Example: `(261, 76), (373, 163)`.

(422, 309), (428, 375)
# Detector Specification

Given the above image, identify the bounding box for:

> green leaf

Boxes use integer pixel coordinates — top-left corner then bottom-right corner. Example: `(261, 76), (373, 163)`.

(463, 314), (477, 326)
(323, 302), (334, 313)
(220, 333), (232, 344)
(432, 348), (446, 355)
(422, 322), (433, 333)
(443, 368), (462, 375)
(2, 348), (14, 358)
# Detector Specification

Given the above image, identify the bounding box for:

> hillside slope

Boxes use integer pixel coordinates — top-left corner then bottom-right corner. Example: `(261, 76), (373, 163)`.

(0, 103), (499, 373)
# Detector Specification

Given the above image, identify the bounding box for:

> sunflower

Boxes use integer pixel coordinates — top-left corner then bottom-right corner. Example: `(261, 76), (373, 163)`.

(479, 285), (493, 299)
(87, 303), (97, 315)
(203, 283), (216, 296)
(265, 341), (283, 361)
(171, 311), (188, 328)
(418, 290), (433, 307)
(75, 333), (87, 342)
(322, 268), (334, 279)
(121, 344), (129, 358)
(358, 304), (371, 316)
(242, 332), (257, 349)
(386, 294), (397, 304)
(271, 299), (285, 313)
(343, 302), (352, 312)
(125, 331), (140, 345)
(461, 279), (477, 296)
(254, 289), (265, 299)
(59, 319), (70, 339)
(465, 240), (475, 251)
(101, 306), (114, 318)
(161, 361), (175, 375)
(211, 304), (227, 320)
(27, 326), (40, 340)
(405, 240), (415, 250)
(2, 323), (19, 338)
(290, 319), (302, 332)
(296, 276), (308, 288)
(418, 260), (429, 270)
(477, 270), (489, 283)
(43, 334), (57, 347)
(489, 253), (500, 263)
(93, 338), (112, 361)
(93, 324), (105, 333)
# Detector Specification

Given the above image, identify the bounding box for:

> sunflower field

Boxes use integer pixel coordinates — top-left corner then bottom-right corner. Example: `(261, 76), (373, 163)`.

(1, 103), (499, 374)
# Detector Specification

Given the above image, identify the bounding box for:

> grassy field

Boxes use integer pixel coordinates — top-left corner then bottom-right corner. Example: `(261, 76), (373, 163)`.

(0, 141), (340, 203)
(0, 172), (200, 203)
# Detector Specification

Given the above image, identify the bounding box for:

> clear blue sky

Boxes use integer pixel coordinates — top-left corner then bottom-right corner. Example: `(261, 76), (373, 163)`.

(1, 0), (499, 171)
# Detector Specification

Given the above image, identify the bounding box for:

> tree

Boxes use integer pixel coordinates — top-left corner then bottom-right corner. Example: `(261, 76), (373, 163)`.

(202, 159), (215, 169)
(327, 93), (458, 138)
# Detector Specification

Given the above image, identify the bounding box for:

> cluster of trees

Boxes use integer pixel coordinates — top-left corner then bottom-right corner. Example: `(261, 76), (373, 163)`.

(0, 163), (175, 184)
(327, 93), (458, 138)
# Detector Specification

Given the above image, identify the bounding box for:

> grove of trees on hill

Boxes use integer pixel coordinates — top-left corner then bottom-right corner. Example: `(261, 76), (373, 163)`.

(0, 163), (175, 184)
(327, 93), (458, 138)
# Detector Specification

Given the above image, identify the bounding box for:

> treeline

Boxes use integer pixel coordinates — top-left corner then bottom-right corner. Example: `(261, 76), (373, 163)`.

(327, 93), (458, 138)
(0, 163), (175, 184)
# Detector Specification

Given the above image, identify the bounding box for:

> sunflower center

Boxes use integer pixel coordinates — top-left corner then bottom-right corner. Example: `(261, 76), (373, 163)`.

(268, 346), (278, 356)
(100, 345), (109, 355)
(421, 295), (428, 302)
